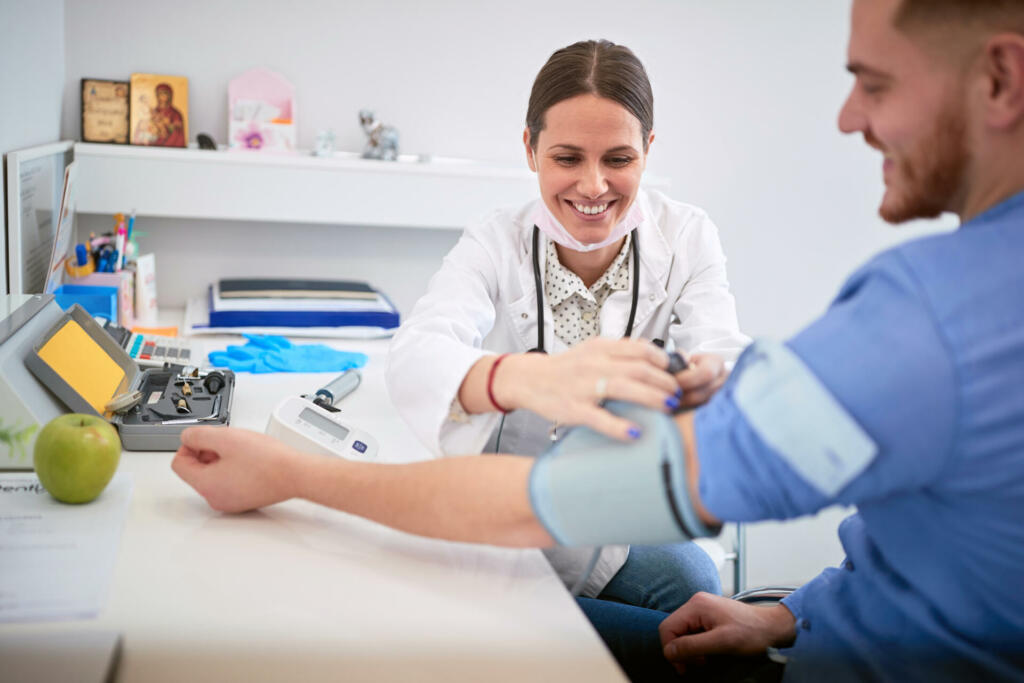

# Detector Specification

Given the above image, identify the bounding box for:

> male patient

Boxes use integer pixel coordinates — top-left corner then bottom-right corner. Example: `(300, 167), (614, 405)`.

(173, 1), (1024, 680)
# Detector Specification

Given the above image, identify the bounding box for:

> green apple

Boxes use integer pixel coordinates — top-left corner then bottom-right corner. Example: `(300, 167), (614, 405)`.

(33, 414), (121, 504)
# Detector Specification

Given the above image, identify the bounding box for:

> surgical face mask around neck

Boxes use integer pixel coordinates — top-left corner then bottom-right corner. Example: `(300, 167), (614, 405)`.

(531, 198), (645, 253)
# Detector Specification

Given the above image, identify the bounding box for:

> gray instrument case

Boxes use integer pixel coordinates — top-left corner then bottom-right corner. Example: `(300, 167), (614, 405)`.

(25, 305), (234, 451)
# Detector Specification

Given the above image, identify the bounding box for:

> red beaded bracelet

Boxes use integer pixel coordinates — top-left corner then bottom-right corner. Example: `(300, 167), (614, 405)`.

(487, 353), (512, 414)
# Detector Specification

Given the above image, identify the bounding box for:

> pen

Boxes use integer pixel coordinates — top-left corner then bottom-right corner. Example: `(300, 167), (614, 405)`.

(127, 210), (135, 242)
(114, 214), (126, 271)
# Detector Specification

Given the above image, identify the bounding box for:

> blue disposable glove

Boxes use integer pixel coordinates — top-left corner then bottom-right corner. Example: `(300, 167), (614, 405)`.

(208, 334), (368, 373)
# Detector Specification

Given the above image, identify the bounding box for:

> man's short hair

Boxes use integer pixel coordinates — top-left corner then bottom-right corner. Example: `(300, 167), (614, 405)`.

(895, 0), (1024, 36)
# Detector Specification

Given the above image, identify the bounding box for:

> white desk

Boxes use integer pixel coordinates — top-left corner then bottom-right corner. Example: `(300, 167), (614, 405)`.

(1, 334), (626, 683)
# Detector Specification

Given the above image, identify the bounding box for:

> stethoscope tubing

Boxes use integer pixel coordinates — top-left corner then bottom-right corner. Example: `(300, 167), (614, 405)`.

(494, 226), (644, 451)
(527, 226), (642, 595)
(529, 225), (641, 354)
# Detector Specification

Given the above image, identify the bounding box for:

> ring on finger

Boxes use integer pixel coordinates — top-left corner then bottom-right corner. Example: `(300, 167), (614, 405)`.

(548, 422), (561, 442)
(595, 376), (609, 401)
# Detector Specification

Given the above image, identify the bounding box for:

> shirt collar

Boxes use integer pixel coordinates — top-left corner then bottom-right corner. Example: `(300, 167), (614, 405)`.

(544, 233), (632, 307)
(963, 188), (1024, 229)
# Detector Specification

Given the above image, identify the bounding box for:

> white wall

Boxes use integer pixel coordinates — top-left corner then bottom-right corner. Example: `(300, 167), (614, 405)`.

(59, 0), (957, 328)
(60, 0), (958, 587)
(1, 0), (65, 295)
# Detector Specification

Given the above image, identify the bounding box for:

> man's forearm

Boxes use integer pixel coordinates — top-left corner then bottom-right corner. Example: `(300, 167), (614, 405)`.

(286, 409), (715, 549)
(293, 454), (556, 548)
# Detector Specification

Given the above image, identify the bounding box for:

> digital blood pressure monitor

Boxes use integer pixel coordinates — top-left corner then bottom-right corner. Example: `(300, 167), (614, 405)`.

(266, 395), (379, 460)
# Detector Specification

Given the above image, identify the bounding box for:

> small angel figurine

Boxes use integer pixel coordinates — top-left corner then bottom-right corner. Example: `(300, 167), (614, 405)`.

(313, 129), (336, 157)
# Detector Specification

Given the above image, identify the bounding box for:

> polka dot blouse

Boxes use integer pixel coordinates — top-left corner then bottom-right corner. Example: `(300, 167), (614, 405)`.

(543, 233), (632, 347)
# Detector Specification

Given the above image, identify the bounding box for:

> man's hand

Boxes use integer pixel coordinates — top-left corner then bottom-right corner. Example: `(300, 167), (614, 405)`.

(658, 592), (796, 675)
(674, 353), (728, 408)
(171, 427), (314, 513)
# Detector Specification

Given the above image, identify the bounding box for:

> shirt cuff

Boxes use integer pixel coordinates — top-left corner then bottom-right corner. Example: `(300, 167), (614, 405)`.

(780, 582), (812, 633)
(447, 394), (471, 424)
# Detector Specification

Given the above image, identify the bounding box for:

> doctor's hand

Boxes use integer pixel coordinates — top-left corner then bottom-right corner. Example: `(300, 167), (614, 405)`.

(658, 592), (796, 676)
(172, 427), (311, 513)
(492, 337), (679, 441)
(673, 353), (727, 408)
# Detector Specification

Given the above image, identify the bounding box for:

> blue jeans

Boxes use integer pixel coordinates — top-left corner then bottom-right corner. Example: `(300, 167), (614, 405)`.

(597, 543), (722, 613)
(579, 598), (681, 681)
(577, 598), (786, 683)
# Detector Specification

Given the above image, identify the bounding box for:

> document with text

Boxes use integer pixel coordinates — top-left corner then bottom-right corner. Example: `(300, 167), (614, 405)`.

(0, 473), (132, 622)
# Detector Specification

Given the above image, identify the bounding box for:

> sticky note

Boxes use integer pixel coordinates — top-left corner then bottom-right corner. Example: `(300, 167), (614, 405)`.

(130, 326), (178, 337)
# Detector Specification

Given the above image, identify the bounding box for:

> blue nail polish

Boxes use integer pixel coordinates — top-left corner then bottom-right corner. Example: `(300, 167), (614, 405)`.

(628, 427), (642, 440)
(666, 395), (680, 410)
(675, 388), (683, 399)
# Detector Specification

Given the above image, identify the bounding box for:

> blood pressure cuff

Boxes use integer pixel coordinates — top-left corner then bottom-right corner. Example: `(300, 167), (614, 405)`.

(528, 401), (720, 547)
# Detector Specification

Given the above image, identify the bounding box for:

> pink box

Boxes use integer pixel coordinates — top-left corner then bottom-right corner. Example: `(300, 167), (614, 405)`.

(228, 67), (296, 153)
(71, 270), (135, 327)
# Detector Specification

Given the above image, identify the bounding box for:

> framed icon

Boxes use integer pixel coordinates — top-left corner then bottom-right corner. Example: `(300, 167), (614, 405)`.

(81, 78), (130, 144)
(129, 73), (189, 147)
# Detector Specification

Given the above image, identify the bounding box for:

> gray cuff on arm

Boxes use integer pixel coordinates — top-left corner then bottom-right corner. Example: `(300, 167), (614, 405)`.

(528, 401), (720, 547)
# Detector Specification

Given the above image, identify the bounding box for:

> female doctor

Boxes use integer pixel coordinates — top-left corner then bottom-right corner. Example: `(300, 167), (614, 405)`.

(386, 41), (750, 612)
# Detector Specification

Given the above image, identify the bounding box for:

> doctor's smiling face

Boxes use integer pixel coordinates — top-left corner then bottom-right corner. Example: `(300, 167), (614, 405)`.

(525, 93), (653, 243)
(523, 41), (655, 255)
(838, 0), (973, 222)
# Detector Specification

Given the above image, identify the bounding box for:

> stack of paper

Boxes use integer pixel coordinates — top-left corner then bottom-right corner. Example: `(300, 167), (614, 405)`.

(186, 278), (401, 335)
(0, 473), (132, 622)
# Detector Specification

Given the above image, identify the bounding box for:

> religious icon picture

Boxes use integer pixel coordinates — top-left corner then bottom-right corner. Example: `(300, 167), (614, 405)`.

(81, 78), (130, 144)
(129, 73), (189, 147)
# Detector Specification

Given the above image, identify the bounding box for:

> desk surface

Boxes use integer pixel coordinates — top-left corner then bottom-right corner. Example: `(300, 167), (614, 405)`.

(2, 334), (626, 683)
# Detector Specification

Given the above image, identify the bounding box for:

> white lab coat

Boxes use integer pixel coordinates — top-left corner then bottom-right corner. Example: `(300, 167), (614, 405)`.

(386, 189), (750, 596)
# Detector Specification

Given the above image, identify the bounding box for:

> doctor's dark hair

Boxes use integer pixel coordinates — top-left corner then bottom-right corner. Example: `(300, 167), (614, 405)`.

(526, 40), (654, 151)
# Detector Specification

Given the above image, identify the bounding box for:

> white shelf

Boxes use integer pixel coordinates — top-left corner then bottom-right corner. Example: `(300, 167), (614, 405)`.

(72, 143), (541, 230)
(71, 142), (669, 231)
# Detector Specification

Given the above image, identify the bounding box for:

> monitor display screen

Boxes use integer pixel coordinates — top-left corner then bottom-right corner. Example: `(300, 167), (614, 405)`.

(299, 407), (350, 441)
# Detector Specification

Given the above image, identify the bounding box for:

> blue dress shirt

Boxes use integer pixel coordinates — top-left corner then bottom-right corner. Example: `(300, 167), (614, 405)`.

(696, 191), (1024, 681)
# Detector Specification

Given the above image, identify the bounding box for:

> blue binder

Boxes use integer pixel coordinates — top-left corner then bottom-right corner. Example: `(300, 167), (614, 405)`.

(205, 287), (400, 329)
